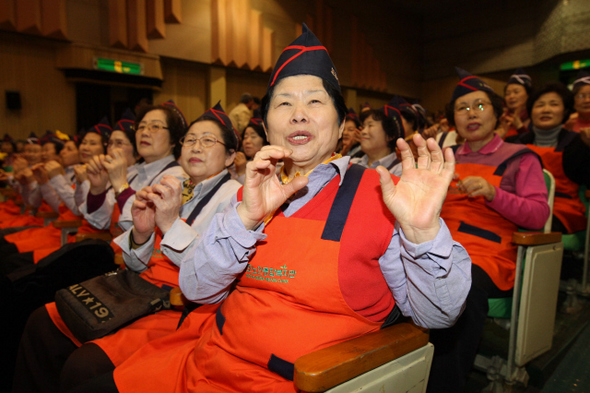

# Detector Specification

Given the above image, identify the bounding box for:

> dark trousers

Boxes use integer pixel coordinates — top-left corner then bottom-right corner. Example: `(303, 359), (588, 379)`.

(13, 306), (116, 393)
(1, 239), (116, 390)
(426, 264), (512, 393)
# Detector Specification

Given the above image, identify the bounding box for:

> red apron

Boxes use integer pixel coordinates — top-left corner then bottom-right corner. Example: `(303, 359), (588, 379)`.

(527, 144), (586, 234)
(114, 166), (397, 393)
(441, 162), (518, 291)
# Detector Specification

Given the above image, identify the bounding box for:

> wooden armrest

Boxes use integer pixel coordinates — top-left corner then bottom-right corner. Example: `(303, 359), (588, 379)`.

(53, 219), (83, 228)
(170, 287), (186, 307)
(75, 231), (113, 242)
(512, 231), (562, 246)
(294, 323), (429, 392)
(36, 211), (59, 219)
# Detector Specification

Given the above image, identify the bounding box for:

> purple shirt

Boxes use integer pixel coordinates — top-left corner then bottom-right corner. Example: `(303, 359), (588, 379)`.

(456, 134), (549, 230)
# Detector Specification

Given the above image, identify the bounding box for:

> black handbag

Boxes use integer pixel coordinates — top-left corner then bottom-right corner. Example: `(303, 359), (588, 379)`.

(54, 269), (171, 342)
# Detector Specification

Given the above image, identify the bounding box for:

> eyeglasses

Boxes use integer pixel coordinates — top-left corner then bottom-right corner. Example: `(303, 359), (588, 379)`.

(134, 123), (169, 133)
(454, 100), (492, 115)
(576, 93), (590, 100)
(180, 135), (225, 148)
(107, 140), (131, 149)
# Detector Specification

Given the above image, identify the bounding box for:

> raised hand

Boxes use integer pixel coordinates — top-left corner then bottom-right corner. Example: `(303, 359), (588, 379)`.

(234, 151), (248, 176)
(44, 160), (64, 179)
(101, 148), (128, 191)
(86, 155), (110, 195)
(32, 163), (49, 185)
(73, 164), (88, 183)
(131, 185), (157, 244)
(144, 175), (183, 235)
(376, 133), (455, 244)
(236, 146), (309, 230)
(459, 175), (495, 201)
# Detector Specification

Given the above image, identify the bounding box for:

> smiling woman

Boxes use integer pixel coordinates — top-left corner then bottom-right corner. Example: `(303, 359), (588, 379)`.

(507, 82), (590, 234)
(64, 24), (471, 393)
(427, 67), (549, 393)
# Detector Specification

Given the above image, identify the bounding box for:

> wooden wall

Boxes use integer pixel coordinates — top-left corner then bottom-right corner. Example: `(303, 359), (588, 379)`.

(0, 32), (76, 140)
(154, 57), (208, 124)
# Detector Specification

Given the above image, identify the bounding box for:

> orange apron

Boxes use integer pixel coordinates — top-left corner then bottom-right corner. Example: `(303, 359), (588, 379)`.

(114, 166), (397, 393)
(527, 144), (586, 234)
(442, 162), (519, 291)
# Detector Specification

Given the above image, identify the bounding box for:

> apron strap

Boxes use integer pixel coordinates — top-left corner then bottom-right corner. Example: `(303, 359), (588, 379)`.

(494, 147), (541, 176)
(185, 173), (232, 226)
(148, 160), (181, 186)
(321, 164), (365, 242)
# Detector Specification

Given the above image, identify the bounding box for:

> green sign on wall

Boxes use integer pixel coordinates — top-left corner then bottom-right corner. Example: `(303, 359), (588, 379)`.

(93, 58), (143, 75)
(560, 59), (590, 71)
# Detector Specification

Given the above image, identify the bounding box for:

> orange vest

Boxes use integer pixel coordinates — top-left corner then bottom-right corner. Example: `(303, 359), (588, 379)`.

(114, 166), (397, 392)
(526, 143), (586, 233)
(442, 159), (521, 291)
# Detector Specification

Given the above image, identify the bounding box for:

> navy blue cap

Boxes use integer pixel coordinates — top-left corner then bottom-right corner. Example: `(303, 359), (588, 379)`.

(26, 132), (39, 145)
(451, 67), (495, 103)
(200, 101), (239, 147)
(114, 108), (136, 133)
(507, 68), (532, 89)
(162, 100), (188, 130)
(380, 96), (404, 138)
(247, 109), (263, 129)
(268, 23), (340, 92)
(573, 70), (590, 90)
(87, 116), (112, 138)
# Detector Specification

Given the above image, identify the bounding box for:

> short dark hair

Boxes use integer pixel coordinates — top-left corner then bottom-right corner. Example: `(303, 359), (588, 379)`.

(187, 117), (238, 154)
(527, 82), (574, 125)
(136, 105), (186, 159)
(240, 93), (253, 104)
(445, 90), (504, 128)
(364, 109), (399, 152)
(241, 123), (269, 151)
(260, 77), (347, 127)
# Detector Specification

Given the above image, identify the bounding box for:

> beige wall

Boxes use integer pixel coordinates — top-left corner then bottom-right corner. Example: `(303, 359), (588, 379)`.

(0, 32), (76, 140)
(154, 57), (208, 124)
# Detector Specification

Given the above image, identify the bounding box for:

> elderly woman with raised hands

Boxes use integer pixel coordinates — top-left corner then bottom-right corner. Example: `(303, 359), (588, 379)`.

(427, 68), (549, 393)
(83, 102), (187, 233)
(12, 104), (242, 393)
(69, 25), (470, 393)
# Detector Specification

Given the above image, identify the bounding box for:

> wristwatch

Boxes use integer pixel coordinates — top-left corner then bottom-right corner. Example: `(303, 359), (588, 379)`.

(115, 182), (130, 197)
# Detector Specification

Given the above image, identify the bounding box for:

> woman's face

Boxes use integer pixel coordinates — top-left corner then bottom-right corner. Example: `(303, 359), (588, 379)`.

(531, 92), (565, 130)
(342, 120), (358, 146)
(23, 144), (42, 165)
(574, 85), (590, 117)
(42, 143), (60, 163)
(266, 75), (344, 174)
(1, 141), (14, 154)
(60, 141), (80, 167)
(135, 109), (174, 163)
(242, 127), (264, 158)
(360, 115), (391, 156)
(108, 131), (137, 167)
(504, 83), (528, 111)
(453, 91), (497, 146)
(180, 120), (234, 185)
(78, 133), (104, 164)
(401, 116), (414, 137)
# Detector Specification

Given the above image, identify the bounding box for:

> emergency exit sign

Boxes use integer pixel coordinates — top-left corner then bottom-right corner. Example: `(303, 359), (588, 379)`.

(93, 58), (143, 75)
(560, 59), (590, 71)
